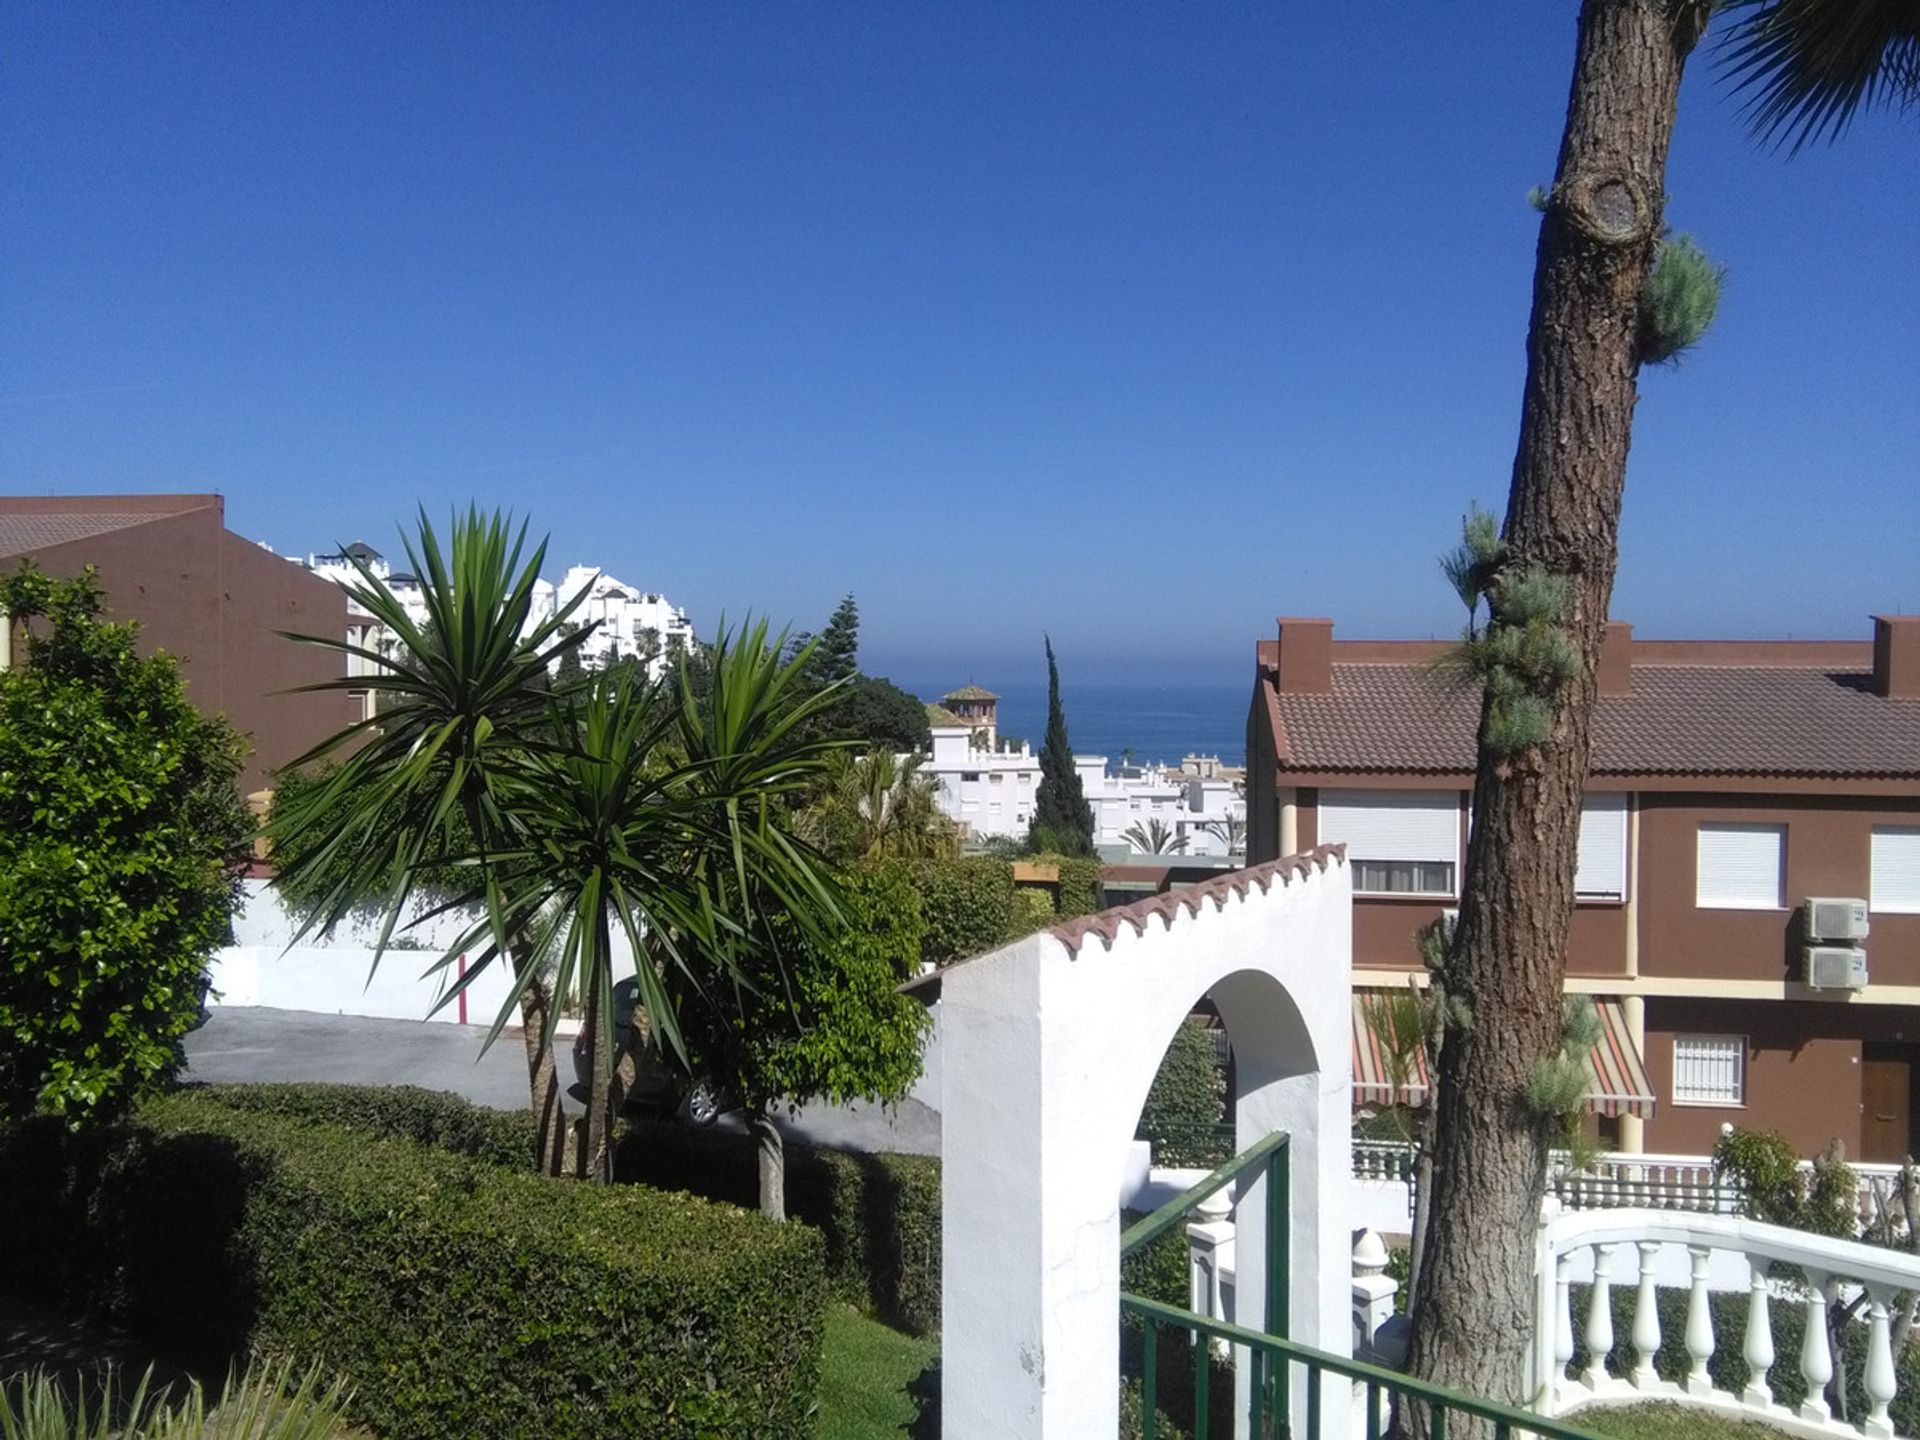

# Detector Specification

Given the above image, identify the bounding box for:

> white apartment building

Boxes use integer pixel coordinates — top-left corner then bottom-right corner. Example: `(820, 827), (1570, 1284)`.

(922, 722), (1247, 857)
(302, 543), (693, 684)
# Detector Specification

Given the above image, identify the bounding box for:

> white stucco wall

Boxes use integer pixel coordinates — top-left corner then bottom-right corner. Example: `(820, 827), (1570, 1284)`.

(214, 879), (634, 1024)
(938, 848), (1353, 1439)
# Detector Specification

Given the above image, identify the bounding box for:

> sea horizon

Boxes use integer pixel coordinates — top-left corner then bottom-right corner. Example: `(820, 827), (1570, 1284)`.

(877, 671), (1251, 769)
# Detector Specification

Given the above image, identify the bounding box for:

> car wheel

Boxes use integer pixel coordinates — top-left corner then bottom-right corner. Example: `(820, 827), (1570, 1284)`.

(684, 1076), (723, 1127)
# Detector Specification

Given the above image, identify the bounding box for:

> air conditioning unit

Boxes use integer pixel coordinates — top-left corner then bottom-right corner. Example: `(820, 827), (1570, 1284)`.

(1806, 897), (1870, 941)
(1805, 945), (1869, 991)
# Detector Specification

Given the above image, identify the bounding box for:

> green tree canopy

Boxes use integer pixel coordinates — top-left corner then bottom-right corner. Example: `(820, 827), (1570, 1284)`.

(693, 862), (930, 1219)
(813, 594), (861, 688)
(0, 564), (250, 1124)
(1028, 636), (1095, 856)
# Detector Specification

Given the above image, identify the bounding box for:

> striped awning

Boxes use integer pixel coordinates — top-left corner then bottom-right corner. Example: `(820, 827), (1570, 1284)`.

(1351, 992), (1654, 1119)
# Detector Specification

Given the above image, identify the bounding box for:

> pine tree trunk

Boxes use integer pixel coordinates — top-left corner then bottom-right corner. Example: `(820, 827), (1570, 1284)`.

(752, 1107), (787, 1222)
(1404, 0), (1705, 1419)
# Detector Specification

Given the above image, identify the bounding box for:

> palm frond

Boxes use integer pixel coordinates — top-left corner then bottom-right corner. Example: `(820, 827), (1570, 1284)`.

(1717, 0), (1920, 152)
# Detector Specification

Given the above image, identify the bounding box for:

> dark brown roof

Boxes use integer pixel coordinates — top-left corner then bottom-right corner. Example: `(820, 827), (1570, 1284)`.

(0, 511), (164, 558)
(1271, 663), (1920, 780)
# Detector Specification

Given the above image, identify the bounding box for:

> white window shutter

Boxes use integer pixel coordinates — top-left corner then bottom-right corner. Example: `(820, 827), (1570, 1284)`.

(1575, 795), (1629, 899)
(1872, 828), (1920, 915)
(1318, 791), (1460, 866)
(1696, 824), (1784, 909)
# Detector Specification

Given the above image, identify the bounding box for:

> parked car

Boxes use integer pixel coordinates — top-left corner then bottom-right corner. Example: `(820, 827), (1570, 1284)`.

(569, 977), (733, 1125)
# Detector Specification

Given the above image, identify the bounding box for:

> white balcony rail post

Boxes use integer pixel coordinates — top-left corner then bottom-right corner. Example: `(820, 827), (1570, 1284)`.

(1798, 1268), (1834, 1425)
(1683, 1244), (1715, 1395)
(1863, 1282), (1898, 1440)
(1630, 1240), (1663, 1389)
(1554, 1251), (1576, 1393)
(1583, 1243), (1616, 1390)
(1351, 1229), (1398, 1353)
(1741, 1258), (1775, 1408)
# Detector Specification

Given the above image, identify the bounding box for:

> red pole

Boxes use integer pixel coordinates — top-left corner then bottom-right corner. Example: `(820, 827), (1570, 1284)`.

(457, 953), (468, 1026)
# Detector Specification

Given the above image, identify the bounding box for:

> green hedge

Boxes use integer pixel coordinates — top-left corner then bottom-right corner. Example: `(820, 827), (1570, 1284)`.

(192, 1081), (535, 1166)
(616, 1118), (941, 1340)
(883, 857), (1022, 967)
(0, 1094), (827, 1440)
(177, 1083), (942, 1340)
(876, 853), (1109, 967)
(1047, 855), (1103, 920)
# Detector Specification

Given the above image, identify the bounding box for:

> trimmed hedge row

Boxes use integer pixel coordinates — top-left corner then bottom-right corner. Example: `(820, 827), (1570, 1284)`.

(183, 1083), (944, 1341)
(875, 853), (1106, 968)
(193, 1080), (535, 1165)
(0, 1094), (827, 1440)
(616, 1118), (942, 1339)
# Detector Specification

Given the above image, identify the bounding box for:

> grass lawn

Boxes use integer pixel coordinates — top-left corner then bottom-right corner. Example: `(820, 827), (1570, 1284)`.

(815, 1304), (937, 1440)
(1575, 1402), (1796, 1440)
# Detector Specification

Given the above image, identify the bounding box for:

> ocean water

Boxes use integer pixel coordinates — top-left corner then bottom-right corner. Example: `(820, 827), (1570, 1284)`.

(881, 675), (1251, 768)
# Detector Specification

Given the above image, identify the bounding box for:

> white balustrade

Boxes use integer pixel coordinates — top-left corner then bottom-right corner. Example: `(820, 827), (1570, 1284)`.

(1533, 1206), (1920, 1440)
(1358, 1142), (1916, 1233)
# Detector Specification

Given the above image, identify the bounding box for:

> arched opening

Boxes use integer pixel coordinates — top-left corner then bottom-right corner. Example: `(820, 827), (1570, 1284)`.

(935, 849), (1352, 1439)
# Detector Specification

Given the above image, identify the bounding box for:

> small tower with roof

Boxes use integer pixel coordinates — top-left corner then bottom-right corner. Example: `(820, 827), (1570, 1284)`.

(942, 684), (1000, 747)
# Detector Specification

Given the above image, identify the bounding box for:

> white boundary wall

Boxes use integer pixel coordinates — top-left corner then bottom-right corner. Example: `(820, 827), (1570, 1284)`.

(212, 879), (634, 1025)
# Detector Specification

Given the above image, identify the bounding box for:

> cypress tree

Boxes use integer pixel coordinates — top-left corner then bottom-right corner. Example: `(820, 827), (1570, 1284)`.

(1028, 636), (1095, 856)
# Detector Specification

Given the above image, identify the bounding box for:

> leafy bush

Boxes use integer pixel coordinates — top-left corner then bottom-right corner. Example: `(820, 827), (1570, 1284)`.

(1713, 1126), (1857, 1238)
(0, 1095), (827, 1440)
(882, 857), (1022, 967)
(1137, 1021), (1228, 1168)
(1048, 855), (1104, 919)
(617, 1118), (941, 1339)
(0, 566), (250, 1124)
(189, 1082), (534, 1167)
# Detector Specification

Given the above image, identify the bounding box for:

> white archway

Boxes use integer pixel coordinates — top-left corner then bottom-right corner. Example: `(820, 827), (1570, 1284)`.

(934, 847), (1353, 1439)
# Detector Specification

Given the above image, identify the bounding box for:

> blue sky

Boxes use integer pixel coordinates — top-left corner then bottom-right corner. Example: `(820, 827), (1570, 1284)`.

(3, 4), (1914, 684)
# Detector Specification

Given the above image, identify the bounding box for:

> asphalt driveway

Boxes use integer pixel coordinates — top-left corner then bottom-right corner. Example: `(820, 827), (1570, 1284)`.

(184, 1007), (941, 1156)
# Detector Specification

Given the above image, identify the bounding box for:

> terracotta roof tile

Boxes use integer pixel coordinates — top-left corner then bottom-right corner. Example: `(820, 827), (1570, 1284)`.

(0, 512), (163, 558)
(1273, 663), (1920, 780)
(1048, 845), (1345, 955)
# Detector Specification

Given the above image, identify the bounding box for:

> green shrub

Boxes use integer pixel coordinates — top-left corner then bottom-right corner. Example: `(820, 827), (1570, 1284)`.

(884, 857), (1023, 966)
(1049, 855), (1104, 919)
(0, 1095), (827, 1440)
(190, 1082), (534, 1167)
(616, 1119), (941, 1339)
(1137, 1022), (1228, 1168)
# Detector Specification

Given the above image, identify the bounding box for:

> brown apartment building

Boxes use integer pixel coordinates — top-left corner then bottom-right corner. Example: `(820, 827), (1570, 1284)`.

(0, 494), (357, 791)
(1248, 615), (1920, 1162)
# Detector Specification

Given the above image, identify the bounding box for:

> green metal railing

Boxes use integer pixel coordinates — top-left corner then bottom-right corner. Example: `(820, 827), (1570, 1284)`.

(1121, 1130), (1292, 1431)
(1121, 1295), (1609, 1440)
(1120, 1129), (1605, 1440)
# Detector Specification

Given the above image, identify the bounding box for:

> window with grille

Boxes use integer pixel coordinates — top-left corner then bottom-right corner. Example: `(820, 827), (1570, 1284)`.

(1672, 1034), (1745, 1106)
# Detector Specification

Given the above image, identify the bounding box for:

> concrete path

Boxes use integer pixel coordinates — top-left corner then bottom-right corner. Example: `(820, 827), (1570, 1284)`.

(184, 1007), (942, 1155)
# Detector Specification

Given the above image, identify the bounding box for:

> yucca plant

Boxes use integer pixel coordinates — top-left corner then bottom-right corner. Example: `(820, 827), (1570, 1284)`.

(0, 1360), (353, 1440)
(274, 514), (851, 1182)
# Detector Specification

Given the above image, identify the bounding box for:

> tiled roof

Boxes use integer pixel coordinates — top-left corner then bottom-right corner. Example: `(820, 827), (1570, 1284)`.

(924, 702), (963, 726)
(1049, 845), (1344, 955)
(1273, 663), (1920, 779)
(942, 684), (999, 702)
(0, 511), (163, 558)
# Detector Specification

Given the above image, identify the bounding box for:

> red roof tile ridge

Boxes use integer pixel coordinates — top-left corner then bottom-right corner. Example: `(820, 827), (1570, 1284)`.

(1049, 845), (1347, 956)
